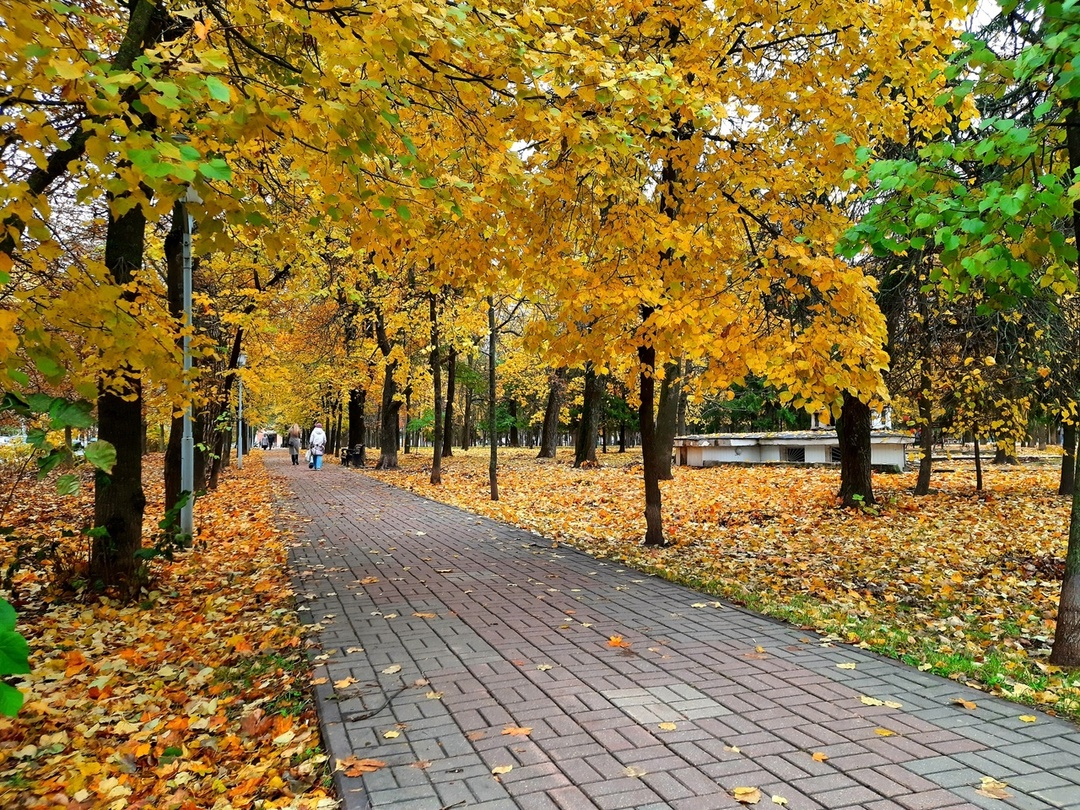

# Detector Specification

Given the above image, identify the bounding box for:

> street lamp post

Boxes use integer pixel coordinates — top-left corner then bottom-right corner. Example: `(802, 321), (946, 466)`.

(237, 352), (247, 470)
(179, 186), (198, 538)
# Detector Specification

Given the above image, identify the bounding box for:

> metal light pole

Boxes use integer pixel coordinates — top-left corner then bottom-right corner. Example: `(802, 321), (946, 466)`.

(237, 352), (247, 470)
(179, 187), (198, 538)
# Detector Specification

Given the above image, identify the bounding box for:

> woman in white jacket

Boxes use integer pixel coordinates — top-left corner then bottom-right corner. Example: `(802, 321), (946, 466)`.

(308, 423), (327, 470)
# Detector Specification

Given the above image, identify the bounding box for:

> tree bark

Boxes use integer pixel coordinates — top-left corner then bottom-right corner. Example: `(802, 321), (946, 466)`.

(537, 370), (563, 459)
(508, 400), (520, 446)
(403, 387), (412, 454)
(1050, 102), (1080, 666)
(914, 283), (934, 495)
(442, 346), (456, 458)
(974, 435), (984, 492)
(91, 201), (148, 589)
(488, 297), (498, 501)
(654, 360), (682, 480)
(574, 365), (602, 468)
(638, 336), (665, 546)
(836, 392), (875, 507)
(375, 314), (400, 470)
(462, 384), (472, 451)
(348, 387), (367, 466)
(430, 294), (443, 485)
(1061, 422), (1077, 497)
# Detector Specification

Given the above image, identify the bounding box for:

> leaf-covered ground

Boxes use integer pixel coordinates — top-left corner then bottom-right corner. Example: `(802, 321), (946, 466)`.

(0, 457), (334, 810)
(368, 446), (1080, 720)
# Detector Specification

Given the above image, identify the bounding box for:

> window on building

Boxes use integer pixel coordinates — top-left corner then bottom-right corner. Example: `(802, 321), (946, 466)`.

(785, 447), (806, 463)
(830, 446), (842, 463)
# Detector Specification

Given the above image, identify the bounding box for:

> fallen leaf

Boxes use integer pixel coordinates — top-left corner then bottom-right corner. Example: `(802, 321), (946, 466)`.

(975, 776), (1012, 799)
(771, 796), (788, 806)
(608, 635), (632, 648)
(412, 760), (431, 770)
(811, 752), (828, 762)
(359, 577), (379, 585)
(382, 730), (400, 739)
(884, 700), (903, 709)
(874, 728), (896, 737)
(337, 757), (386, 776)
(491, 765), (513, 775)
(426, 691), (443, 700)
(860, 696), (884, 706)
(346, 647), (364, 653)
(755, 645), (766, 653)
(381, 664), (402, 675)
(310, 677), (329, 685)
(658, 722), (678, 731)
(624, 766), (647, 777)
(732, 786), (762, 804)
(724, 745), (741, 753)
(412, 612), (437, 619)
(836, 663), (857, 670)
(501, 726), (532, 736)
(951, 698), (977, 710)
(1019, 715), (1037, 723)
(536, 664), (553, 671)
(334, 676), (358, 689)
(466, 731), (486, 741)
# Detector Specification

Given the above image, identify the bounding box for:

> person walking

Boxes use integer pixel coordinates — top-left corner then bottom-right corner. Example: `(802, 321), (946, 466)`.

(288, 423), (302, 466)
(308, 422), (327, 470)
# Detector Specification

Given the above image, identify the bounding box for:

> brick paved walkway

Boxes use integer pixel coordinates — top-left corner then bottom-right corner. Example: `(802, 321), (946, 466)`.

(268, 452), (1080, 810)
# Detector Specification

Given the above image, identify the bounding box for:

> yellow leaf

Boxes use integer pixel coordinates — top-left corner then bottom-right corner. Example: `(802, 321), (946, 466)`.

(884, 701), (903, 709)
(501, 726), (532, 736)
(658, 722), (678, 731)
(1019, 715), (1037, 723)
(836, 663), (857, 670)
(381, 664), (402, 674)
(383, 730), (400, 739)
(860, 696), (884, 706)
(811, 752), (829, 762)
(608, 635), (631, 648)
(771, 796), (788, 806)
(732, 786), (762, 804)
(874, 728), (895, 737)
(491, 765), (513, 775)
(951, 698), (977, 710)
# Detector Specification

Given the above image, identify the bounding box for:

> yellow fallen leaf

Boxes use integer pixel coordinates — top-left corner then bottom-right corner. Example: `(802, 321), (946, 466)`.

(608, 634), (631, 648)
(381, 664), (402, 675)
(755, 645), (766, 653)
(772, 796), (788, 806)
(860, 696), (884, 706)
(425, 691), (443, 700)
(491, 765), (513, 775)
(310, 677), (329, 685)
(724, 744), (741, 753)
(624, 766), (647, 777)
(537, 664), (553, 671)
(951, 698), (977, 710)
(811, 752), (828, 762)
(382, 730), (400, 739)
(1019, 715), (1037, 723)
(337, 757), (386, 776)
(975, 776), (1011, 799)
(658, 722), (677, 731)
(884, 701), (903, 709)
(501, 726), (532, 736)
(874, 728), (896, 737)
(836, 663), (857, 670)
(733, 786), (762, 804)
(413, 612), (437, 619)
(359, 577), (379, 585)
(334, 676), (358, 689)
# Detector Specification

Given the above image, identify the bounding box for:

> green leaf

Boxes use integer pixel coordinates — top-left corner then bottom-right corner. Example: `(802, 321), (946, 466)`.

(56, 474), (80, 496)
(204, 75), (231, 102)
(0, 683), (24, 718)
(84, 441), (116, 474)
(198, 159), (231, 181)
(0, 628), (30, 676)
(49, 399), (93, 429)
(396, 205), (412, 221)
(0, 600), (15, 633)
(419, 177), (438, 189)
(834, 133), (853, 145)
(25, 428), (48, 450)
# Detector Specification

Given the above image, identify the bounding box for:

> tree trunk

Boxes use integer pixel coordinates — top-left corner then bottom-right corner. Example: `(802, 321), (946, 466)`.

(348, 387), (367, 466)
(1061, 422), (1077, 497)
(638, 336), (665, 546)
(430, 294), (443, 485)
(442, 346), (456, 458)
(376, 364), (400, 470)
(974, 435), (983, 492)
(654, 360), (682, 480)
(836, 392), (875, 507)
(1050, 102), (1080, 666)
(619, 421), (627, 453)
(508, 400), (520, 447)
(403, 387), (412, 454)
(914, 284), (933, 496)
(462, 384), (472, 451)
(334, 400), (343, 456)
(488, 297), (498, 501)
(91, 201), (148, 589)
(537, 370), (562, 459)
(574, 365), (602, 468)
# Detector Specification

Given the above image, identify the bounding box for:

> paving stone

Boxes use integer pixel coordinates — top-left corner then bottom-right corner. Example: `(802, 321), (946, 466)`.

(274, 453), (1080, 810)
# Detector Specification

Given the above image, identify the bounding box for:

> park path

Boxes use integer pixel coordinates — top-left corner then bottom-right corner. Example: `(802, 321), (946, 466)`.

(268, 451), (1080, 810)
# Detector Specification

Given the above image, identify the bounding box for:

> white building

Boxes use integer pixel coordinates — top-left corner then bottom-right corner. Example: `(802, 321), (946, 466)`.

(673, 428), (910, 471)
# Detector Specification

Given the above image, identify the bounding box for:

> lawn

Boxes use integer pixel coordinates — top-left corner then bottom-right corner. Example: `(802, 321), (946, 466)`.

(0, 457), (332, 810)
(366, 445), (1080, 720)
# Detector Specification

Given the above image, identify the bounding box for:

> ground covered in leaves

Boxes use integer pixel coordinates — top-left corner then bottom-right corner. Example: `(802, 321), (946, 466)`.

(367, 446), (1080, 720)
(0, 457), (334, 810)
